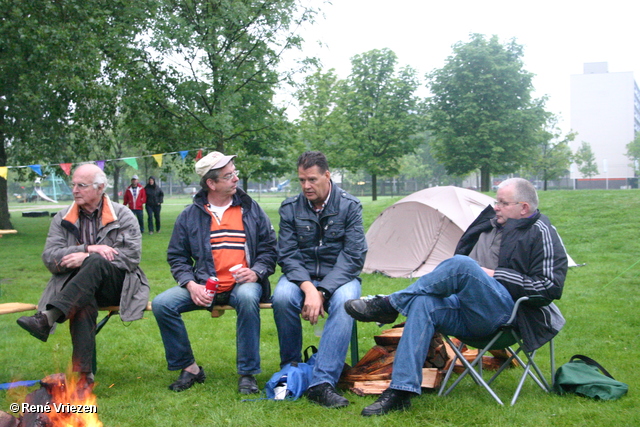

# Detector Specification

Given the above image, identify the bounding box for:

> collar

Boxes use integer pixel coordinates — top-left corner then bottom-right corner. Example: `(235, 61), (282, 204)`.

(307, 181), (332, 214)
(63, 194), (117, 227)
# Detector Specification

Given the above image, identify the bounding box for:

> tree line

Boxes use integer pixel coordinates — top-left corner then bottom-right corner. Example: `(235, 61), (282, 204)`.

(1, 1), (577, 229)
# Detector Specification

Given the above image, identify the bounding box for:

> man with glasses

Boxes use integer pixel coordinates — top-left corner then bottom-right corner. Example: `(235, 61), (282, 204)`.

(17, 164), (149, 389)
(344, 178), (568, 415)
(152, 151), (277, 394)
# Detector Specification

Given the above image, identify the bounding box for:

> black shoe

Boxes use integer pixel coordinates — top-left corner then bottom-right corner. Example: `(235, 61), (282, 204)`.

(168, 366), (206, 392)
(361, 388), (413, 416)
(344, 295), (398, 324)
(306, 383), (349, 408)
(17, 312), (52, 342)
(238, 375), (259, 395)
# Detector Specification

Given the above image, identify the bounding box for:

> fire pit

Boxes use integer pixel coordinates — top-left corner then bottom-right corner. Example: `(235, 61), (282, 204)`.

(1, 373), (102, 427)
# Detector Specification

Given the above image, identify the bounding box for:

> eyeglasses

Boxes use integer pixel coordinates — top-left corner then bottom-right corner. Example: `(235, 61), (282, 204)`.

(72, 182), (93, 189)
(221, 170), (240, 181)
(493, 201), (521, 208)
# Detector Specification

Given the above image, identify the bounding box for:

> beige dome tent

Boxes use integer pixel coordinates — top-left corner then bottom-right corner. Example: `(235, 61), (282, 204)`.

(363, 186), (495, 278)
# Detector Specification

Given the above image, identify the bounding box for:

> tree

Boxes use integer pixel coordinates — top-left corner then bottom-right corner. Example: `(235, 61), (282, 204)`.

(294, 68), (346, 156)
(145, 0), (318, 175)
(399, 132), (460, 190)
(426, 34), (548, 191)
(337, 48), (423, 200)
(574, 141), (599, 178)
(0, 0), (154, 229)
(625, 132), (640, 175)
(524, 116), (574, 190)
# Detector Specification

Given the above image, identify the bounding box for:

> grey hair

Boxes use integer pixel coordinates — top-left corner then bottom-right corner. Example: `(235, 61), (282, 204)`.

(199, 166), (224, 191)
(498, 178), (538, 211)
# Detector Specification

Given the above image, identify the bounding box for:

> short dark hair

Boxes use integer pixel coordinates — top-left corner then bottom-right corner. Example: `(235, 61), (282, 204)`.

(297, 151), (329, 173)
(199, 168), (222, 191)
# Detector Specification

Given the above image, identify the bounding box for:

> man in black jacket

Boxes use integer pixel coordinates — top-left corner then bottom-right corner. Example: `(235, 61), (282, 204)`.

(273, 151), (367, 408)
(345, 178), (568, 416)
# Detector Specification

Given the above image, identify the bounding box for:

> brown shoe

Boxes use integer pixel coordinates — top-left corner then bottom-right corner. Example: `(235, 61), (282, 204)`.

(17, 312), (52, 342)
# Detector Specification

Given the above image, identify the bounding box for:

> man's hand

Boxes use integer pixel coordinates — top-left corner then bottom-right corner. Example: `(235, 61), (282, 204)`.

(60, 252), (90, 269)
(87, 245), (119, 261)
(300, 281), (325, 325)
(186, 281), (213, 307)
(234, 267), (258, 285)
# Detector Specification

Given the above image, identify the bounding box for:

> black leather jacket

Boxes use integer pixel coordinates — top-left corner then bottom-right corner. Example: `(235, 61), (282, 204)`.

(277, 182), (367, 296)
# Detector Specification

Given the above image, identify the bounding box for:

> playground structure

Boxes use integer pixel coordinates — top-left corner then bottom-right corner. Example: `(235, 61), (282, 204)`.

(28, 172), (73, 203)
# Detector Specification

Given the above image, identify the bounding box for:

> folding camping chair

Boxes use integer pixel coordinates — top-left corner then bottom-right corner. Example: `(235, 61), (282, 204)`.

(438, 296), (555, 405)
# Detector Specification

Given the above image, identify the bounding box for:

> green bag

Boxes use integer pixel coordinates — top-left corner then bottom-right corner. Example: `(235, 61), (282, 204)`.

(553, 354), (628, 400)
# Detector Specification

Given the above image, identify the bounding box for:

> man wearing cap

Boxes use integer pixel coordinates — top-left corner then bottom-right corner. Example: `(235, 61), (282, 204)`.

(123, 175), (147, 234)
(272, 151), (367, 408)
(152, 151), (277, 394)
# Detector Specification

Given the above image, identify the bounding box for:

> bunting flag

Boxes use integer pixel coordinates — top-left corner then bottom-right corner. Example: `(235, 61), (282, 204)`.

(2, 148), (207, 173)
(59, 163), (72, 176)
(122, 157), (138, 170)
(28, 165), (42, 176)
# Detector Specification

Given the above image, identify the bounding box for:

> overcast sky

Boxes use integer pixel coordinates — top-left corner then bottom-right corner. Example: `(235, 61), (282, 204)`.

(286, 0), (640, 133)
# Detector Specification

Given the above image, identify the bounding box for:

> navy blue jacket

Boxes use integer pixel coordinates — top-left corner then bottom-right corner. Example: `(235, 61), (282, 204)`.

(456, 205), (568, 351)
(277, 182), (367, 296)
(167, 188), (277, 302)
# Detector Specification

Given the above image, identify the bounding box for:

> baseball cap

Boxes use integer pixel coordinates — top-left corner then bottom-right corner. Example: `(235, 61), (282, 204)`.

(195, 151), (237, 178)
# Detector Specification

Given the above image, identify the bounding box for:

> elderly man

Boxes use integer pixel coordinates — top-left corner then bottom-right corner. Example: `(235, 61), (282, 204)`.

(345, 178), (568, 416)
(152, 152), (277, 394)
(273, 151), (367, 408)
(17, 164), (149, 385)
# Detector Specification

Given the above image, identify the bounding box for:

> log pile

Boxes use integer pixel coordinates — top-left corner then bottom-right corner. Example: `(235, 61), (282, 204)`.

(340, 323), (515, 395)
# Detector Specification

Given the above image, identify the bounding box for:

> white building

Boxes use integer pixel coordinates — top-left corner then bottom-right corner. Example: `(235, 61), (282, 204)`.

(569, 62), (640, 189)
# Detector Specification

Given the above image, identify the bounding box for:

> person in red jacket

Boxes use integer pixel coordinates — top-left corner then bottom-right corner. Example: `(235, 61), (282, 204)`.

(123, 174), (147, 233)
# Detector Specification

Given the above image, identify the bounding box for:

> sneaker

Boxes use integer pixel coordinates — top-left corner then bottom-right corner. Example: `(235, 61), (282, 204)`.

(306, 383), (349, 408)
(361, 388), (413, 416)
(238, 375), (259, 395)
(149, 231), (154, 235)
(344, 295), (398, 324)
(17, 312), (52, 342)
(168, 366), (206, 392)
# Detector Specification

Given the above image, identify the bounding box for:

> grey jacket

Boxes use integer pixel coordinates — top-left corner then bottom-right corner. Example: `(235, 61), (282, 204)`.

(277, 182), (367, 296)
(38, 194), (149, 321)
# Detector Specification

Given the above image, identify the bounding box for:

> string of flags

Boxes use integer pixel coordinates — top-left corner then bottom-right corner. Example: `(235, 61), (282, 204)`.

(0, 149), (205, 180)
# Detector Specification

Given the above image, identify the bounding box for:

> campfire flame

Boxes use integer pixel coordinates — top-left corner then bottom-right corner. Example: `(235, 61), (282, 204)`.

(41, 373), (102, 427)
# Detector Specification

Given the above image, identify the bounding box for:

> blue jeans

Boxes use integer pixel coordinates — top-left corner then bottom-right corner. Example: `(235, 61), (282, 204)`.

(388, 255), (515, 394)
(152, 282), (262, 375)
(272, 275), (361, 387)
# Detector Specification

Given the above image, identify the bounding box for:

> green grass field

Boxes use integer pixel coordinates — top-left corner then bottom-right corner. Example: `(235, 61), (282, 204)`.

(1, 190), (638, 426)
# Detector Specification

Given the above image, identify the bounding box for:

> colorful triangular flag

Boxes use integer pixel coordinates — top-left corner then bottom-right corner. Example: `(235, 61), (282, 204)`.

(195, 150), (202, 161)
(152, 154), (163, 167)
(179, 151), (188, 160)
(0, 167), (7, 180)
(123, 158), (138, 170)
(28, 165), (42, 176)
(59, 163), (72, 176)
(96, 160), (105, 170)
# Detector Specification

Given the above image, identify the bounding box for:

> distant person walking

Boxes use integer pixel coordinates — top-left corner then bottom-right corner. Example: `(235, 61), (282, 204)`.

(145, 176), (164, 235)
(123, 175), (146, 234)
